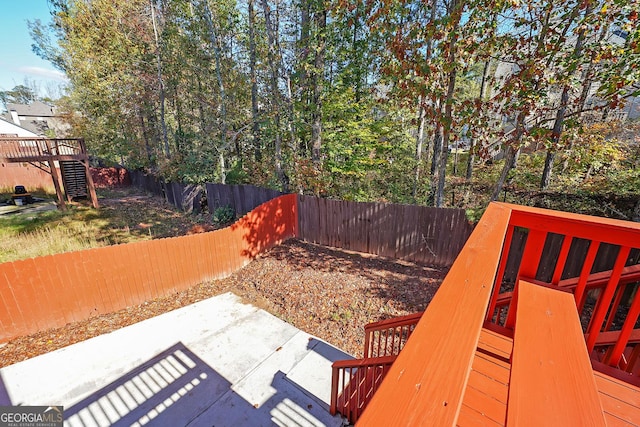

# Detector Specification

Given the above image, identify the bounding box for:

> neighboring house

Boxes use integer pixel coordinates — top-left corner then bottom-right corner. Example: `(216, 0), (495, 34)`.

(4, 101), (70, 137)
(0, 116), (54, 191)
(0, 115), (39, 137)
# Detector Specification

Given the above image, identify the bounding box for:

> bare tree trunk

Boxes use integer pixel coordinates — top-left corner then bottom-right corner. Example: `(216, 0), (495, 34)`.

(562, 61), (595, 174)
(196, 77), (207, 134)
(248, 0), (261, 161)
(298, 1), (311, 156)
(492, 114), (526, 200)
(491, 145), (516, 201)
(150, 0), (169, 158)
(465, 139), (475, 180)
(540, 150), (556, 190)
(352, 6), (363, 100)
(146, 106), (162, 162)
(540, 85), (570, 190)
(433, 0), (462, 207)
(174, 86), (183, 155)
(310, 9), (326, 165)
(429, 125), (443, 204)
(200, 0), (229, 184)
(299, 0), (310, 100)
(413, 98), (426, 201)
(466, 60), (490, 180)
(540, 5), (591, 190)
(139, 110), (154, 167)
(261, 0), (288, 191)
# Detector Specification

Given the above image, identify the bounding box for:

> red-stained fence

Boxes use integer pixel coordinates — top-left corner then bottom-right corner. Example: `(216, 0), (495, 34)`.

(90, 167), (131, 188)
(0, 194), (298, 343)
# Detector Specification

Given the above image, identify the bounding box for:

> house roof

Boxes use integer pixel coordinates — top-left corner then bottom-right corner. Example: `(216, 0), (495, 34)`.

(6, 101), (56, 117)
(0, 116), (39, 137)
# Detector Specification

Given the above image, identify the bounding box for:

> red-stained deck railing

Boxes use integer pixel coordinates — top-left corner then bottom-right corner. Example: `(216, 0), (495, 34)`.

(0, 137), (84, 162)
(330, 312), (423, 424)
(485, 204), (640, 383)
(363, 311), (423, 358)
(356, 203), (513, 425)
(330, 355), (396, 424)
(353, 202), (640, 425)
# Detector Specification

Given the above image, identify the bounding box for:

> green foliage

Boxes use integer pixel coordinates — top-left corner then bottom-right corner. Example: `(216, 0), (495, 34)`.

(27, 0), (639, 217)
(212, 205), (235, 225)
(0, 84), (38, 109)
(320, 85), (415, 202)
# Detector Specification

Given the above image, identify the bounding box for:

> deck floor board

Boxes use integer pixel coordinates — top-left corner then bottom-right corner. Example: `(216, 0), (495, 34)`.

(594, 372), (640, 425)
(457, 404), (503, 427)
(458, 328), (640, 427)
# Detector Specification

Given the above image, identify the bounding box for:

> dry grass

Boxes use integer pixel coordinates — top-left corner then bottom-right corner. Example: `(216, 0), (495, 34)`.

(0, 223), (107, 262)
(0, 187), (211, 263)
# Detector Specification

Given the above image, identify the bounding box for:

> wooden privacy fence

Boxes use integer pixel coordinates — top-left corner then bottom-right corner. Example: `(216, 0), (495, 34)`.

(129, 170), (203, 214)
(0, 194), (298, 343)
(206, 183), (284, 217)
(128, 172), (283, 216)
(297, 196), (475, 267)
(122, 174), (633, 275)
(129, 170), (165, 197)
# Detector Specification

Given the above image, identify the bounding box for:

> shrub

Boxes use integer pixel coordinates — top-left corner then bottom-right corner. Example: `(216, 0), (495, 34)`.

(212, 205), (235, 226)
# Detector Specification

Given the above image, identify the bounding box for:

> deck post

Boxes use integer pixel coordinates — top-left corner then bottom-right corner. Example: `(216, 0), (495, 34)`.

(80, 138), (99, 208)
(44, 139), (66, 211)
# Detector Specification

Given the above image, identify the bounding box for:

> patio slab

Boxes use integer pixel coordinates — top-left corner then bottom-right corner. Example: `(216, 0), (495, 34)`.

(0, 292), (351, 426)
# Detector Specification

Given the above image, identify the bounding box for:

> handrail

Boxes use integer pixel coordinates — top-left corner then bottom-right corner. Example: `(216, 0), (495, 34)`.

(0, 137), (85, 161)
(363, 311), (423, 358)
(330, 355), (397, 424)
(329, 311), (424, 423)
(353, 202), (640, 423)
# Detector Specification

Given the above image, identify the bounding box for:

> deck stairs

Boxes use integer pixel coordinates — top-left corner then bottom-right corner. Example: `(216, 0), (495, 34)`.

(0, 137), (98, 208)
(330, 312), (422, 423)
(60, 160), (88, 200)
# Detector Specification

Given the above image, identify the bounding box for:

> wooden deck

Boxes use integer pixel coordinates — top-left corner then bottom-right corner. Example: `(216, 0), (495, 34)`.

(459, 327), (640, 426)
(0, 137), (98, 208)
(338, 203), (640, 426)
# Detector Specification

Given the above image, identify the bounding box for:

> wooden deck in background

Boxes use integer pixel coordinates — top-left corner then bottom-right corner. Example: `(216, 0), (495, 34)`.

(458, 328), (640, 426)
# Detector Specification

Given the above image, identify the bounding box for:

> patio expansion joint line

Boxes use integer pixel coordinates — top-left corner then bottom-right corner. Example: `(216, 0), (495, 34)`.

(239, 329), (313, 384)
(183, 330), (314, 427)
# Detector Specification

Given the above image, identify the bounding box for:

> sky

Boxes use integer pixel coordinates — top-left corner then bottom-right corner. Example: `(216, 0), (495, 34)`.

(0, 0), (67, 98)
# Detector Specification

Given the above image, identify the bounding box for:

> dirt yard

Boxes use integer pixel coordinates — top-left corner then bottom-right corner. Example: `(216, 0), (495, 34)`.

(0, 239), (446, 367)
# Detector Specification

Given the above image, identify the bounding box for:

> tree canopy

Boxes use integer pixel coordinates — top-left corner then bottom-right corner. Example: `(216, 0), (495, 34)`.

(29, 0), (639, 207)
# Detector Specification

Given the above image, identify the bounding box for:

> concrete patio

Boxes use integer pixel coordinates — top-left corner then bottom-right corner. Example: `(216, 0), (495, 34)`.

(0, 292), (351, 426)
